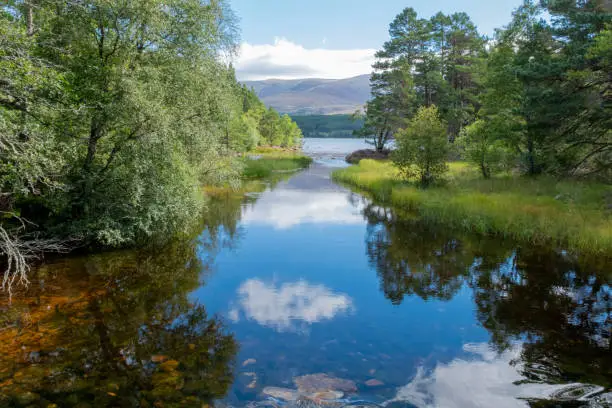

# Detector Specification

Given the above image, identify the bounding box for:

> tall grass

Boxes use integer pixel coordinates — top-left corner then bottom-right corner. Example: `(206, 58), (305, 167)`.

(333, 160), (612, 257)
(242, 152), (313, 179)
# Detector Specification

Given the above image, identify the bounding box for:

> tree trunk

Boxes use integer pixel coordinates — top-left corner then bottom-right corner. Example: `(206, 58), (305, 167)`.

(481, 160), (490, 179)
(527, 136), (536, 176)
(26, 1), (35, 36)
(84, 118), (103, 172)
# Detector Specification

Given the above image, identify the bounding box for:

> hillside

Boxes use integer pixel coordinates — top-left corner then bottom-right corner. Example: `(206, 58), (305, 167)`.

(291, 114), (364, 138)
(243, 75), (370, 115)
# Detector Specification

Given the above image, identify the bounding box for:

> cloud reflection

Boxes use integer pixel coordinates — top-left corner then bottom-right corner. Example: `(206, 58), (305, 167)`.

(242, 190), (364, 229)
(229, 279), (354, 332)
(387, 343), (604, 408)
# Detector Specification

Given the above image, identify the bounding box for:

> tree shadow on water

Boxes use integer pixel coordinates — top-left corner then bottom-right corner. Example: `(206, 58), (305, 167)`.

(0, 238), (238, 407)
(361, 200), (611, 397)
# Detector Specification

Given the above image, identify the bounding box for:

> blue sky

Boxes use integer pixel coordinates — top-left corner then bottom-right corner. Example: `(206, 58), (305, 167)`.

(231, 0), (523, 81)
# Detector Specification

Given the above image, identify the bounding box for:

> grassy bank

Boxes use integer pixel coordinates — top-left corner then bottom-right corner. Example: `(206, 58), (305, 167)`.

(333, 160), (612, 257)
(242, 148), (313, 179)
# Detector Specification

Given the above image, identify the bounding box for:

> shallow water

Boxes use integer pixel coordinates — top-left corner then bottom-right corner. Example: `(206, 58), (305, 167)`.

(1, 139), (610, 407)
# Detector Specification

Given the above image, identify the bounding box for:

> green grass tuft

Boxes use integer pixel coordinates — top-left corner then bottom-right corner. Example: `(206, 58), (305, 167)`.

(333, 160), (612, 257)
(242, 153), (313, 179)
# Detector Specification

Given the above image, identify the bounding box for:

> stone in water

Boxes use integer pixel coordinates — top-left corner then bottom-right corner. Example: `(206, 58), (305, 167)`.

(263, 387), (300, 401)
(294, 373), (357, 393)
(365, 379), (384, 387)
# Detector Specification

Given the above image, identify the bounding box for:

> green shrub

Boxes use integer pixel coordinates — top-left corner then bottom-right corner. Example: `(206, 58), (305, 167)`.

(393, 106), (449, 187)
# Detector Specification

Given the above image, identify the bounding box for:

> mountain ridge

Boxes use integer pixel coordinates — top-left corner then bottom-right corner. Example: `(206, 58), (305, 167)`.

(243, 74), (371, 115)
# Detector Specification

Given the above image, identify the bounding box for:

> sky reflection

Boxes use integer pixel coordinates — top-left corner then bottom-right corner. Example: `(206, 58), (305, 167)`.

(229, 279), (354, 332)
(242, 190), (364, 229)
(388, 343), (605, 408)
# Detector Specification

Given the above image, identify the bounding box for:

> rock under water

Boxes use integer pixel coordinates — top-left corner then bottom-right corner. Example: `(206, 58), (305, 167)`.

(294, 373), (357, 393)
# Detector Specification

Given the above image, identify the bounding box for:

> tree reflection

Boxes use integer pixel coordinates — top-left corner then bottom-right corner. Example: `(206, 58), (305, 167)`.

(361, 199), (611, 390)
(470, 248), (611, 388)
(362, 203), (509, 304)
(0, 234), (238, 406)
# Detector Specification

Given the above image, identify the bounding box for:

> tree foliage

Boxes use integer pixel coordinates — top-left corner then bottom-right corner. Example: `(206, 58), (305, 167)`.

(0, 0), (302, 290)
(366, 1), (611, 180)
(360, 8), (485, 150)
(393, 106), (449, 187)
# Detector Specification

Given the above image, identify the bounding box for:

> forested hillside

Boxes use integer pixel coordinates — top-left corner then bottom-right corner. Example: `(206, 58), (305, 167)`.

(358, 2), (611, 180)
(0, 0), (302, 288)
(291, 115), (364, 138)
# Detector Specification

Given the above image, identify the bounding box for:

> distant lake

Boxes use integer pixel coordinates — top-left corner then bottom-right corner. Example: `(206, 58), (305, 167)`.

(1, 139), (609, 407)
(303, 138), (369, 167)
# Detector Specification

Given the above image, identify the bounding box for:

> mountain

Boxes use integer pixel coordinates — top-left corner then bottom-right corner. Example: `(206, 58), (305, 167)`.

(243, 75), (370, 115)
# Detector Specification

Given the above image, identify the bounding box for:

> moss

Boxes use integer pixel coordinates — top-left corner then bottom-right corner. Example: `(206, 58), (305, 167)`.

(333, 160), (612, 258)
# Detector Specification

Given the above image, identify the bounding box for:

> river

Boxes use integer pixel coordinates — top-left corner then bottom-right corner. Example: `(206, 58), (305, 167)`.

(0, 139), (610, 407)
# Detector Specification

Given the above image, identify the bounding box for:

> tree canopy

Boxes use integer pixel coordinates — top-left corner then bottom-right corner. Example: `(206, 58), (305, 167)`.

(0, 0), (302, 290)
(360, 1), (611, 179)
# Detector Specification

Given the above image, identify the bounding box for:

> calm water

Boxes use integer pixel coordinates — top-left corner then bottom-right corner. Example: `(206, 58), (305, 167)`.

(1, 139), (610, 407)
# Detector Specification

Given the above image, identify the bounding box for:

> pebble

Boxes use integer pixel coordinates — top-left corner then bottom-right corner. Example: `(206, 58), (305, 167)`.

(294, 373), (357, 393)
(263, 387), (300, 401)
(365, 379), (384, 387)
(309, 390), (344, 400)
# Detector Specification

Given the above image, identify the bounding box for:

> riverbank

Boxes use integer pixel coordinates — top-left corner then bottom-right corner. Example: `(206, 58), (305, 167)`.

(333, 160), (612, 257)
(242, 148), (313, 179)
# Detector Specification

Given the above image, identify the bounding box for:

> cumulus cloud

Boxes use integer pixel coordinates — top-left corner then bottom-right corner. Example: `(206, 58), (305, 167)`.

(235, 37), (376, 80)
(229, 279), (354, 332)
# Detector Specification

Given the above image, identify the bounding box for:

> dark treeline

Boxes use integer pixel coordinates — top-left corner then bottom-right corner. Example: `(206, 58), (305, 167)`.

(291, 114), (364, 138)
(0, 0), (302, 291)
(361, 0), (611, 181)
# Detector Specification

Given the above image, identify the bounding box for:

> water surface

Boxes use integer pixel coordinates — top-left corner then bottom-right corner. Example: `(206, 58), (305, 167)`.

(1, 139), (610, 407)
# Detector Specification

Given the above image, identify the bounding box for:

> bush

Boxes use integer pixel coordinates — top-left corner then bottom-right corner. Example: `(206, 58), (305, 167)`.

(392, 106), (449, 187)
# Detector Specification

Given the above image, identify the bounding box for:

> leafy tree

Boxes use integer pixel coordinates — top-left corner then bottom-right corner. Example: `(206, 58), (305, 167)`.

(1, 0), (303, 290)
(459, 120), (512, 178)
(393, 106), (450, 187)
(0, 8), (68, 291)
(361, 8), (485, 146)
(489, 0), (611, 177)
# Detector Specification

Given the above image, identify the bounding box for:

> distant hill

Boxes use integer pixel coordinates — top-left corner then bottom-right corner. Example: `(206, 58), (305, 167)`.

(243, 75), (370, 115)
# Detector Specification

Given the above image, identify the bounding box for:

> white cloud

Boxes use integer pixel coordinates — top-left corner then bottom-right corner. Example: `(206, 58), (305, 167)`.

(242, 189), (364, 229)
(235, 37), (376, 81)
(386, 343), (605, 408)
(229, 279), (354, 332)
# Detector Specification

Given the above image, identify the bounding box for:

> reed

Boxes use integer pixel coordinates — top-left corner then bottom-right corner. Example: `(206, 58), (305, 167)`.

(333, 160), (612, 257)
(242, 153), (313, 179)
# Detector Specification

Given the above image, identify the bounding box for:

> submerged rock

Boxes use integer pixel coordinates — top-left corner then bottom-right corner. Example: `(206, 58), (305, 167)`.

(294, 373), (357, 393)
(263, 387), (300, 401)
(308, 390), (344, 400)
(262, 385), (345, 403)
(364, 379), (384, 387)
